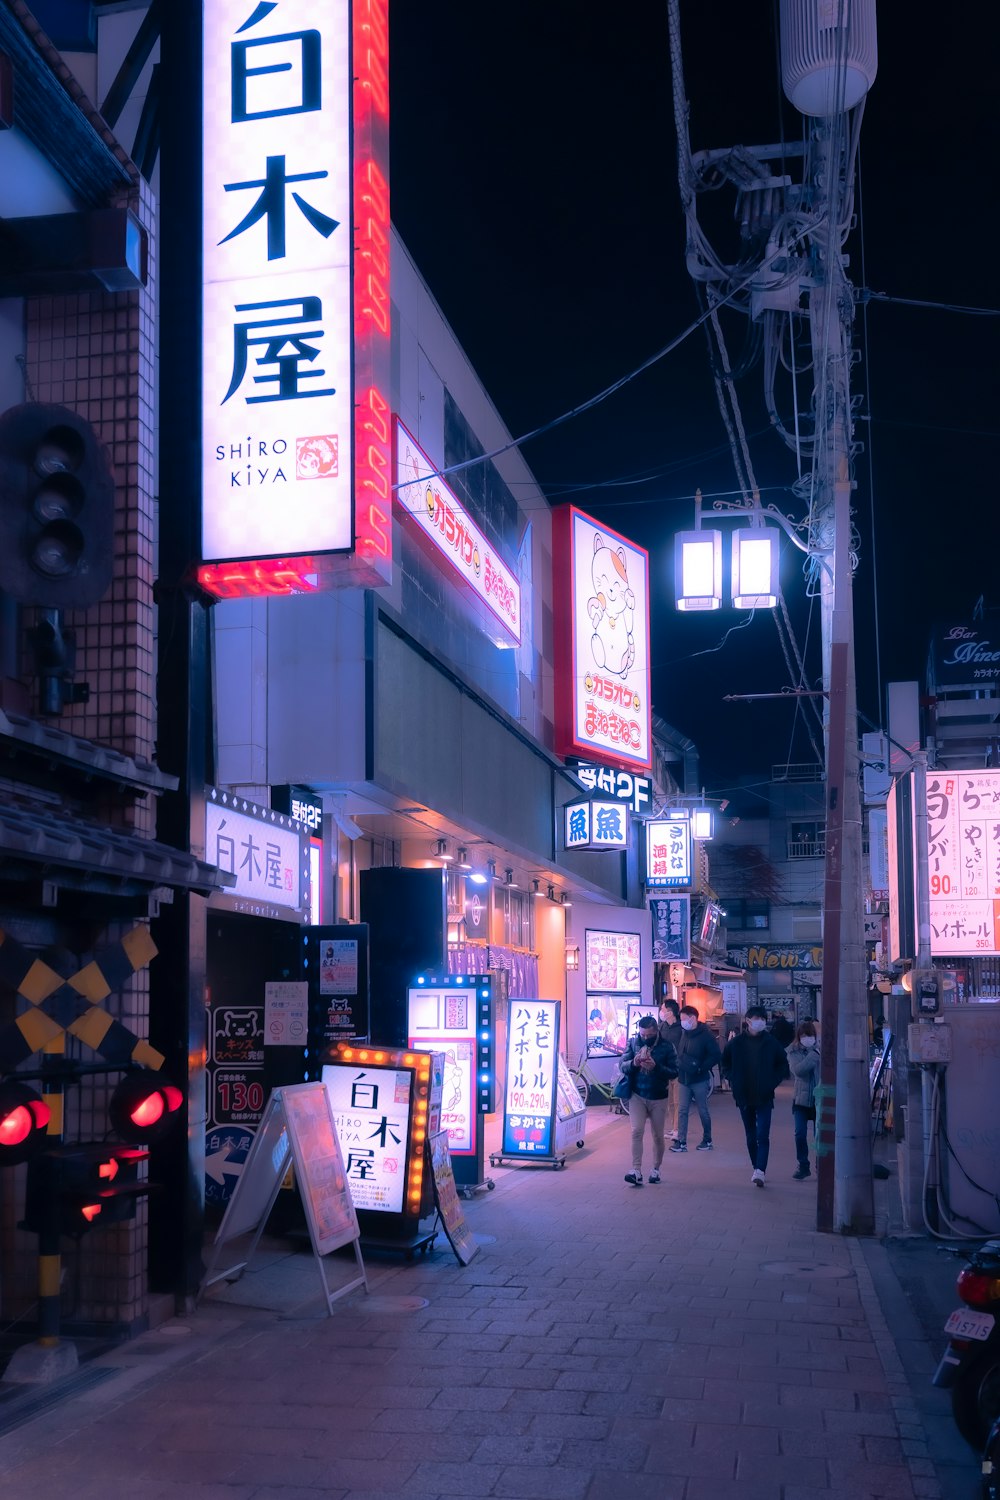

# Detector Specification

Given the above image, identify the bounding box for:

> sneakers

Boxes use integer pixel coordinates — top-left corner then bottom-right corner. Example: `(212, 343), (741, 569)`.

(793, 1164), (811, 1180)
(669, 1142), (687, 1153)
(648, 1169), (661, 1184)
(624, 1171), (643, 1187)
(696, 1141), (713, 1151)
(751, 1169), (765, 1187)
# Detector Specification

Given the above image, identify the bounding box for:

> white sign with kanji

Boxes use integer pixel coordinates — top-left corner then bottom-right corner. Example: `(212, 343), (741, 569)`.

(926, 769), (1000, 956)
(202, 0), (353, 562)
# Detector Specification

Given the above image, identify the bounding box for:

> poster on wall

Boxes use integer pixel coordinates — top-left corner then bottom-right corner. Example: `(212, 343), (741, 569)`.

(500, 1000), (559, 1157)
(586, 995), (630, 1058)
(553, 505), (652, 773)
(320, 940), (359, 995)
(585, 929), (641, 992)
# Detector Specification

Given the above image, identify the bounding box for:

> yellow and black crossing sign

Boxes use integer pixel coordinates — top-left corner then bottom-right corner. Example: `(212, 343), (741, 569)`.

(0, 925), (164, 1073)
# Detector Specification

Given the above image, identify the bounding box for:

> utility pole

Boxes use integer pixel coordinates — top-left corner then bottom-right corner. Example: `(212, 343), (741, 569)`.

(667, 1), (878, 1232)
(807, 126), (873, 1234)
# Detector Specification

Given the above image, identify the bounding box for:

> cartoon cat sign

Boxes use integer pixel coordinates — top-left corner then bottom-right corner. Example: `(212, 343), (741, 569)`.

(553, 506), (651, 772)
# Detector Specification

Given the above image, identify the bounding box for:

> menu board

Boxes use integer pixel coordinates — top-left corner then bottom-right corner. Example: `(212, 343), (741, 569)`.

(428, 1130), (479, 1265)
(281, 1084), (358, 1253)
(556, 1055), (585, 1121)
(586, 995), (630, 1058)
(585, 929), (641, 992)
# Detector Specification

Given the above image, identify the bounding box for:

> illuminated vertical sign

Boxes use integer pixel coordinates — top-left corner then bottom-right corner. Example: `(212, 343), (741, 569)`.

(501, 1000), (559, 1157)
(553, 506), (651, 772)
(199, 0), (391, 598)
(644, 817), (692, 889)
(925, 769), (1000, 956)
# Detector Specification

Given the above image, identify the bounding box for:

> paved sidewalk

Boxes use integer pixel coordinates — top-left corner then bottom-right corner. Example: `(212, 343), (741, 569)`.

(0, 1084), (979, 1499)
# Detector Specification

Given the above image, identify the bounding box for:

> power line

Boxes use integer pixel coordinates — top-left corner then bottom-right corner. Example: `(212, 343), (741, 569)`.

(862, 290), (1000, 318)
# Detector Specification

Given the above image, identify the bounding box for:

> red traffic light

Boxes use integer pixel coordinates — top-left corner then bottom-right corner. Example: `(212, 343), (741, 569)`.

(109, 1071), (183, 1144)
(22, 1145), (151, 1236)
(0, 1082), (51, 1164)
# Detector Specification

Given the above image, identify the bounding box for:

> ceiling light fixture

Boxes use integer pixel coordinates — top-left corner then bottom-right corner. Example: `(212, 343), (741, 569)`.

(547, 884), (556, 902)
(434, 838), (452, 861)
(486, 859), (497, 880)
(561, 891), (573, 908)
(504, 868), (516, 887)
(469, 870), (488, 886)
(531, 879), (542, 897)
(456, 846), (471, 869)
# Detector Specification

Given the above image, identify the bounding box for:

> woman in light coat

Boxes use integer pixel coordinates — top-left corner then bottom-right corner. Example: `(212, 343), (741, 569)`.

(786, 1021), (820, 1180)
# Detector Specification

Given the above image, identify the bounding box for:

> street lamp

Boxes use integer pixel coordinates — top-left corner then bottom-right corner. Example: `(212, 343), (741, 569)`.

(673, 489), (808, 614)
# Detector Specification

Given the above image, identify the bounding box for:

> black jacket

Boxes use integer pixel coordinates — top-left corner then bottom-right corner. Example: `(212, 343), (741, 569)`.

(619, 1034), (677, 1100)
(674, 1022), (722, 1086)
(658, 1018), (682, 1053)
(721, 1030), (790, 1108)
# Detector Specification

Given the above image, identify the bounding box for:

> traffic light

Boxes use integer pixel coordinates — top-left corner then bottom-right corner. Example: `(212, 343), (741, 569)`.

(108, 1071), (184, 1144)
(0, 1081), (51, 1164)
(22, 1144), (150, 1236)
(0, 402), (114, 607)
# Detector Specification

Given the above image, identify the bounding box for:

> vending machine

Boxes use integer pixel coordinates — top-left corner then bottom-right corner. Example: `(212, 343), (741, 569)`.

(407, 973), (496, 1193)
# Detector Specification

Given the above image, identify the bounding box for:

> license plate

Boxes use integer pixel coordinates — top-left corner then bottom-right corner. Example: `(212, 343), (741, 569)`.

(945, 1308), (996, 1340)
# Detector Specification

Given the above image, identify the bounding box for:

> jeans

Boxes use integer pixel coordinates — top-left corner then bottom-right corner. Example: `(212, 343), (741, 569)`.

(738, 1101), (774, 1172)
(793, 1103), (815, 1168)
(676, 1078), (712, 1145)
(629, 1095), (668, 1171)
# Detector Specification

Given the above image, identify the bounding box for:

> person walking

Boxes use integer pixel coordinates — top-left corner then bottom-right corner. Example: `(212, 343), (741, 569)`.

(670, 1004), (722, 1154)
(619, 1015), (677, 1187)
(786, 1020), (820, 1180)
(721, 1004), (790, 1187)
(658, 999), (682, 1140)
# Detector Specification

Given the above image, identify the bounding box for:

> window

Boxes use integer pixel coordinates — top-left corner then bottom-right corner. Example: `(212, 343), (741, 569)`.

(727, 899), (770, 931)
(787, 821), (825, 859)
(501, 885), (534, 950)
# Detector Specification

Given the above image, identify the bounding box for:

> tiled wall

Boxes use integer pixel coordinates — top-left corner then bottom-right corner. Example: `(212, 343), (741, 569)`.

(7, 179), (158, 1330)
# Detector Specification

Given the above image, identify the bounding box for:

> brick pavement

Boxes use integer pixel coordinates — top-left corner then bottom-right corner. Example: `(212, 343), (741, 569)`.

(0, 1082), (976, 1499)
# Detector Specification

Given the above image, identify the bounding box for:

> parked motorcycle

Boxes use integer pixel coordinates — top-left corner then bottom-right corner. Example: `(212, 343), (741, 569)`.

(982, 1412), (1000, 1500)
(933, 1239), (1000, 1452)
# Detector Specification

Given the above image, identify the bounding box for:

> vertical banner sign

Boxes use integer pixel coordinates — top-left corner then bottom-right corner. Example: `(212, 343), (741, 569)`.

(644, 816), (693, 889)
(200, 0), (391, 597)
(553, 506), (651, 772)
(501, 1000), (560, 1157)
(924, 769), (1000, 956)
(649, 895), (691, 962)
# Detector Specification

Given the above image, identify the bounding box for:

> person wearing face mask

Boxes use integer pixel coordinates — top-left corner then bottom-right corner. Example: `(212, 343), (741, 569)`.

(669, 1004), (722, 1153)
(720, 1005), (791, 1187)
(786, 1021), (820, 1180)
(657, 1000), (683, 1140)
(619, 1015), (677, 1187)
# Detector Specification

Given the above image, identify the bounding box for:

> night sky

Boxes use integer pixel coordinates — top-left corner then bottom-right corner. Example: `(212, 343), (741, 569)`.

(389, 4), (998, 799)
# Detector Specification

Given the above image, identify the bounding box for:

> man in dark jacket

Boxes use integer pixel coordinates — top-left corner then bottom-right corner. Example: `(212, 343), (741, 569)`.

(721, 1004), (790, 1187)
(619, 1015), (677, 1187)
(669, 1005), (722, 1153)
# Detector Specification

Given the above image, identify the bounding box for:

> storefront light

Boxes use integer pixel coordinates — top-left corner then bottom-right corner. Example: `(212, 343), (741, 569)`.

(469, 870), (488, 886)
(691, 807), (715, 840)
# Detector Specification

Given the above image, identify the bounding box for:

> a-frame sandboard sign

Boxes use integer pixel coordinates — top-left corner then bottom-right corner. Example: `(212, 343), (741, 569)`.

(200, 1082), (367, 1315)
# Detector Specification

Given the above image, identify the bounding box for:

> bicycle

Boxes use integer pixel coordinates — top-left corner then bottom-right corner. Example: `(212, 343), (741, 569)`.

(567, 1051), (629, 1115)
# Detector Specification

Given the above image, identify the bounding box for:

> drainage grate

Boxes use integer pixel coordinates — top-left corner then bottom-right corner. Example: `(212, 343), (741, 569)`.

(760, 1260), (851, 1278)
(0, 1366), (118, 1437)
